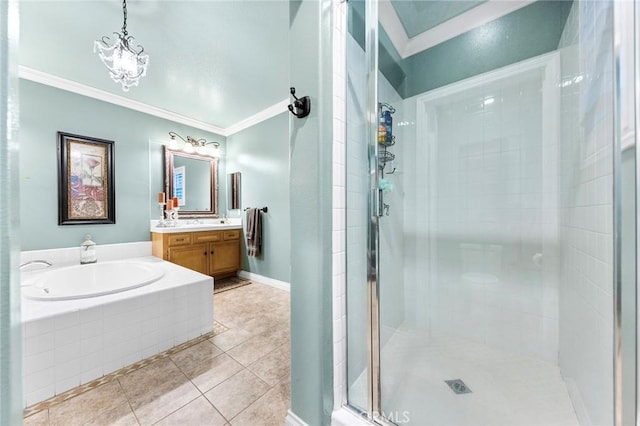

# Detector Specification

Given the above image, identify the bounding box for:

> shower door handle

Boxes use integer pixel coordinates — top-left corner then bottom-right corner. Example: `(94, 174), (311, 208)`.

(372, 188), (384, 217)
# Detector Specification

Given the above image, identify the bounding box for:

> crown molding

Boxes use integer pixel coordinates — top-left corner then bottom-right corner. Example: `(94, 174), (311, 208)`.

(379, 0), (409, 57)
(380, 0), (536, 59)
(225, 99), (289, 136)
(19, 66), (288, 137)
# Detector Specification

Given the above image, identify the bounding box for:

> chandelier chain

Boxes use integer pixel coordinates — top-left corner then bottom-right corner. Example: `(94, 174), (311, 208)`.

(121, 0), (128, 35)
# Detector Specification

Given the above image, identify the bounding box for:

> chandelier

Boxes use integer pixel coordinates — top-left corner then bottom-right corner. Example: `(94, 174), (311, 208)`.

(168, 132), (221, 158)
(94, 0), (149, 92)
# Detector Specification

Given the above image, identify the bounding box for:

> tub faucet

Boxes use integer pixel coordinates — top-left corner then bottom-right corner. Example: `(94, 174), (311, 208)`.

(20, 260), (52, 271)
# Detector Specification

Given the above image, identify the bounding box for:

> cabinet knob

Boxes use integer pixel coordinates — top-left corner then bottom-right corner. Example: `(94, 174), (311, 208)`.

(210, 251), (214, 255)
(203, 252), (207, 256)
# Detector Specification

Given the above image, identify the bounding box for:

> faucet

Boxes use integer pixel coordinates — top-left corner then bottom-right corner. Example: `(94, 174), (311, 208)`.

(20, 260), (52, 271)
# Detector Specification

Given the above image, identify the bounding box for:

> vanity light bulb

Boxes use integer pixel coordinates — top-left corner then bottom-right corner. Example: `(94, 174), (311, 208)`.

(196, 144), (208, 155)
(183, 143), (195, 154)
(168, 138), (179, 150)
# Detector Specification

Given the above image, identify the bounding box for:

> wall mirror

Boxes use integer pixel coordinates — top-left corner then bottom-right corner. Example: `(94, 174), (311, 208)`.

(227, 172), (241, 210)
(164, 146), (219, 217)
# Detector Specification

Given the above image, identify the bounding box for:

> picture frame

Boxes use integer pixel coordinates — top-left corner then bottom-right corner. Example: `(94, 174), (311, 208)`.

(57, 132), (115, 225)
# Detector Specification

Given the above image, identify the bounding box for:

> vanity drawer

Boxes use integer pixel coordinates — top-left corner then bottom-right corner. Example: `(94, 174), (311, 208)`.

(168, 233), (192, 246)
(193, 231), (222, 243)
(223, 230), (241, 241)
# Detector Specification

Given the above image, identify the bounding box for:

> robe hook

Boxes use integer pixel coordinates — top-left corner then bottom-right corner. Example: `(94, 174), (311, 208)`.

(288, 87), (311, 118)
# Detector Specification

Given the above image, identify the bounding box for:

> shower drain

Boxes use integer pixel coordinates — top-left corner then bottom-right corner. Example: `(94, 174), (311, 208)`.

(445, 379), (472, 394)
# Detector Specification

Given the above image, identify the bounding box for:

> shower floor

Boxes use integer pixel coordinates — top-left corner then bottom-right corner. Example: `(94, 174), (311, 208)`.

(349, 329), (579, 426)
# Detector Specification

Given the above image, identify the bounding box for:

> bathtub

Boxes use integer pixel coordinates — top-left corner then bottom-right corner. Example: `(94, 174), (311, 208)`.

(22, 261), (165, 301)
(21, 250), (214, 407)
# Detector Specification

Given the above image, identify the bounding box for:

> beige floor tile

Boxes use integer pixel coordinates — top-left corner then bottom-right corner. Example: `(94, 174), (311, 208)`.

(155, 396), (226, 426)
(23, 409), (49, 426)
(49, 381), (129, 426)
(240, 317), (283, 336)
(226, 333), (284, 367)
(169, 340), (223, 368)
(247, 343), (290, 386)
(85, 402), (139, 426)
(210, 327), (253, 352)
(230, 381), (290, 426)
(204, 369), (270, 420)
(118, 358), (200, 426)
(175, 349), (244, 393)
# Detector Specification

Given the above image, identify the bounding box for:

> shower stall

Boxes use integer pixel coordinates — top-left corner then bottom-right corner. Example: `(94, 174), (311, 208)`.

(344, 1), (638, 425)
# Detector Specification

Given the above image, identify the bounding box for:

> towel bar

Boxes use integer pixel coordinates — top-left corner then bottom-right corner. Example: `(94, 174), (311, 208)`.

(244, 206), (268, 213)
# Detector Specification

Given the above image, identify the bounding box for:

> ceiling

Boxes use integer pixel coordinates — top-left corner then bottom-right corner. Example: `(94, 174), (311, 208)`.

(19, 1), (290, 132)
(390, 0), (487, 38)
(380, 0), (537, 59)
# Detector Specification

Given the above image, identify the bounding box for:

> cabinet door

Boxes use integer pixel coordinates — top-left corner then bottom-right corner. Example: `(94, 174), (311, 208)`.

(211, 241), (240, 274)
(168, 243), (209, 275)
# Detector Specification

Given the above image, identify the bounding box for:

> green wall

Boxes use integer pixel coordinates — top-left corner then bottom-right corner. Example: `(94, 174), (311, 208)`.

(289, 0), (335, 424)
(349, 0), (572, 98)
(226, 112), (291, 283)
(402, 0), (572, 98)
(19, 79), (226, 250)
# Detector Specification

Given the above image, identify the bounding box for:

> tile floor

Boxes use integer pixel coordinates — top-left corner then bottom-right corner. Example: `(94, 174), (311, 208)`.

(23, 282), (290, 426)
(350, 327), (579, 426)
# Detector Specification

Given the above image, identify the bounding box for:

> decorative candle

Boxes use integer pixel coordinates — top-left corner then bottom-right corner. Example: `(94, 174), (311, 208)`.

(157, 192), (165, 203)
(173, 197), (179, 209)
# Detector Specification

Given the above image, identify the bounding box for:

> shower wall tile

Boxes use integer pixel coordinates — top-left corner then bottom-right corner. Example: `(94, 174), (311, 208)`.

(557, 1), (614, 425)
(401, 53), (561, 362)
(344, 32), (368, 409)
(332, 0), (347, 410)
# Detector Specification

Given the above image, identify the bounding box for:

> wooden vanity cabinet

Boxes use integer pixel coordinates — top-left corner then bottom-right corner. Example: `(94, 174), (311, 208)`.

(152, 229), (241, 278)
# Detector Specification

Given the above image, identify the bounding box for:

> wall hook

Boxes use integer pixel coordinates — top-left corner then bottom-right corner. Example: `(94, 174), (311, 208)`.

(288, 87), (311, 118)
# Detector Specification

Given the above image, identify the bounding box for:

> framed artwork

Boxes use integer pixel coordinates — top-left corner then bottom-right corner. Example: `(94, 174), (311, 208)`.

(57, 132), (115, 225)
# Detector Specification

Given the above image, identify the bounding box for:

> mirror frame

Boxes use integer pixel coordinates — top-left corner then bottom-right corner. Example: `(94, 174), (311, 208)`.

(164, 146), (219, 217)
(228, 171), (241, 210)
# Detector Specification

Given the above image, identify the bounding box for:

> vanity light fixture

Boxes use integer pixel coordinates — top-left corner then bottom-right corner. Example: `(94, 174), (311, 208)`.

(94, 0), (149, 92)
(168, 132), (221, 158)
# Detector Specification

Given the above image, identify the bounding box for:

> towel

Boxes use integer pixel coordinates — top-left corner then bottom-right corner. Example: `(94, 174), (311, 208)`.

(246, 208), (262, 257)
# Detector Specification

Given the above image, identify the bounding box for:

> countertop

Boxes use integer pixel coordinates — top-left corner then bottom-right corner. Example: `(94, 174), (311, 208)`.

(150, 220), (242, 234)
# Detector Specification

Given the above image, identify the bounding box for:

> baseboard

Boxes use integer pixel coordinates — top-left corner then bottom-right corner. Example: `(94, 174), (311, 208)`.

(238, 270), (290, 292)
(285, 410), (309, 426)
(331, 407), (371, 425)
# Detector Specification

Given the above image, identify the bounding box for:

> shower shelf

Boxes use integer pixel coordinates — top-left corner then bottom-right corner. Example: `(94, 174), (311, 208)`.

(380, 150), (395, 163)
(381, 135), (396, 147)
(378, 102), (397, 216)
(378, 102), (397, 172)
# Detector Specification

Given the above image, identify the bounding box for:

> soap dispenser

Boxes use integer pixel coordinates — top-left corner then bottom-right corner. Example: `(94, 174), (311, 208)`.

(80, 234), (97, 264)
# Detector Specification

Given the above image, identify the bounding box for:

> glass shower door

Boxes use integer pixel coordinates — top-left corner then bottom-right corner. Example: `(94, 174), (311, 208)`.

(343, 0), (630, 425)
(378, 58), (570, 425)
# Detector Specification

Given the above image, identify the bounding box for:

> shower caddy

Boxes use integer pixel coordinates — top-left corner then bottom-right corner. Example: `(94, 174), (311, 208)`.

(378, 102), (396, 216)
